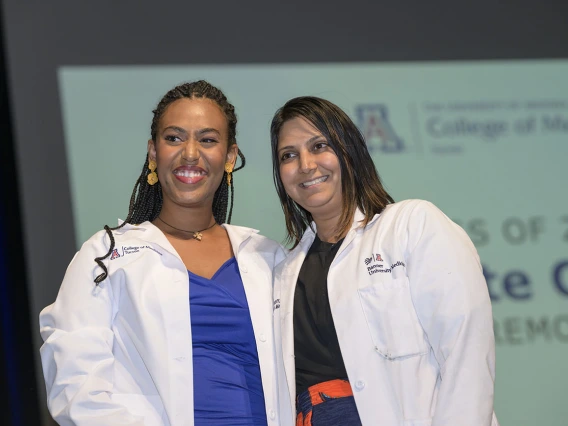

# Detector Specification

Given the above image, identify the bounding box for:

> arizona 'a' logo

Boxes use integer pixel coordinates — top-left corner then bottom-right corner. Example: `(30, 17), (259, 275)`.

(355, 104), (404, 153)
(110, 249), (121, 260)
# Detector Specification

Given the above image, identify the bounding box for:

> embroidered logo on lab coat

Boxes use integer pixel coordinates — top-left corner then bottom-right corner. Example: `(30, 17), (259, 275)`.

(110, 245), (163, 259)
(365, 253), (405, 276)
(365, 253), (384, 265)
(110, 249), (121, 260)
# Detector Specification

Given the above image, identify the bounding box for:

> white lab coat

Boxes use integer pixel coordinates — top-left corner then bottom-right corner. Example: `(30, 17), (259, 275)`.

(40, 221), (286, 426)
(274, 200), (499, 426)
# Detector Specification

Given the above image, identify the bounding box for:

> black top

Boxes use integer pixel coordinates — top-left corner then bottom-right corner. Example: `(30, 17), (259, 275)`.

(294, 235), (348, 395)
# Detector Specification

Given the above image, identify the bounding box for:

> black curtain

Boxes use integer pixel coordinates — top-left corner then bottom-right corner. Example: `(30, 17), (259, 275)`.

(0, 3), (42, 425)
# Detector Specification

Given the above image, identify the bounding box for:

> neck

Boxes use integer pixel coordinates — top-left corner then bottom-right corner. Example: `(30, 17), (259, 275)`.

(157, 203), (216, 233)
(312, 211), (347, 243)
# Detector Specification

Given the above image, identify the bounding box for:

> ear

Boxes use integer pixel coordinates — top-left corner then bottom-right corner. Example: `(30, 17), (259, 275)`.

(147, 139), (157, 161)
(226, 143), (238, 170)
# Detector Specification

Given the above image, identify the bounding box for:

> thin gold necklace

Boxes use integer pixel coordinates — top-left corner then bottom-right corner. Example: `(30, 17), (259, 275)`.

(157, 216), (217, 241)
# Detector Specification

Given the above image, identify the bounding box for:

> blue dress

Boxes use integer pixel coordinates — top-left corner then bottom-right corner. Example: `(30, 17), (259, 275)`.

(189, 257), (268, 426)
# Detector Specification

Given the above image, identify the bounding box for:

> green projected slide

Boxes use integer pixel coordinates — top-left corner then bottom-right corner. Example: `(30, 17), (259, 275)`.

(59, 60), (568, 425)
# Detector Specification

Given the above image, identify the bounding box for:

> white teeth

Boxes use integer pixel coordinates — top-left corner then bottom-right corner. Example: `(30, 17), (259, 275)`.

(175, 170), (205, 178)
(301, 176), (327, 187)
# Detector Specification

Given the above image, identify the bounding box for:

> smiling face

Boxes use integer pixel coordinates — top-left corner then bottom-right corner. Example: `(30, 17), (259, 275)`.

(148, 97), (237, 211)
(277, 116), (343, 219)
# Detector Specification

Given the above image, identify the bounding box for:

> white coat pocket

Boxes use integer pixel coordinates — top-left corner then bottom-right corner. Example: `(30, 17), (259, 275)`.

(111, 393), (166, 425)
(357, 276), (428, 360)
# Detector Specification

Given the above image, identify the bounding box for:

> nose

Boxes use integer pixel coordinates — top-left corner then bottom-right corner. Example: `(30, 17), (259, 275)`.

(181, 139), (200, 163)
(299, 152), (316, 174)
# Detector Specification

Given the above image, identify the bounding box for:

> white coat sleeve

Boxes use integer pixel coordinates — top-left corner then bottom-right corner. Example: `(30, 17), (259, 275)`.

(404, 201), (496, 426)
(39, 232), (145, 426)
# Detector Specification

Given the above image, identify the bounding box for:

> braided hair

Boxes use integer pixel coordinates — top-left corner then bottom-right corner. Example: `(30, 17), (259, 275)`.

(93, 80), (246, 284)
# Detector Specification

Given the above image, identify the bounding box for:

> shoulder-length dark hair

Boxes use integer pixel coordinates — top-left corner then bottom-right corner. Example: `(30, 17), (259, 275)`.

(270, 96), (394, 247)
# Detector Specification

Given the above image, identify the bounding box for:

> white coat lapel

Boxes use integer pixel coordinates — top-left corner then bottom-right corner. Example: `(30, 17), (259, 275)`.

(224, 224), (285, 419)
(279, 230), (315, 405)
(154, 269), (193, 426)
(332, 209), (379, 263)
(222, 224), (257, 260)
(279, 211), (377, 407)
(121, 221), (194, 426)
(221, 225), (263, 341)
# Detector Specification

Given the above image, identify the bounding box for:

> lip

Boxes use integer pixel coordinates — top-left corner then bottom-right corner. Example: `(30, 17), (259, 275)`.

(299, 175), (328, 188)
(173, 165), (207, 184)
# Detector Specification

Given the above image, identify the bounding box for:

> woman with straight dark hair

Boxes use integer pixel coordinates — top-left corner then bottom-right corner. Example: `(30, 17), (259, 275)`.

(40, 81), (285, 426)
(270, 96), (499, 426)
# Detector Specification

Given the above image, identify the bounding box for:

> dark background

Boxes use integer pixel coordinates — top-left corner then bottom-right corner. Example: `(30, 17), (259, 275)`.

(1, 1), (567, 424)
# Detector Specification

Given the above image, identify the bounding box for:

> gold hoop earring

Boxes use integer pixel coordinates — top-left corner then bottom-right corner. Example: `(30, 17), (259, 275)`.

(147, 160), (158, 185)
(225, 163), (233, 186)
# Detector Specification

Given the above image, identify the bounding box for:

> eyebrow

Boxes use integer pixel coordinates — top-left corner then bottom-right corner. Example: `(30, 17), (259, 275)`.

(162, 126), (221, 137)
(195, 128), (221, 136)
(278, 135), (326, 154)
(162, 126), (187, 135)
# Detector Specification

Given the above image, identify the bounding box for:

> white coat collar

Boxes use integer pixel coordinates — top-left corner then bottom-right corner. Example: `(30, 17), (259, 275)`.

(113, 219), (259, 259)
(114, 219), (181, 259)
(288, 207), (379, 259)
(221, 223), (259, 260)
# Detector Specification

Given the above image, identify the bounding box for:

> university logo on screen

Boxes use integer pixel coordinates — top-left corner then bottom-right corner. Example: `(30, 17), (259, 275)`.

(355, 104), (404, 153)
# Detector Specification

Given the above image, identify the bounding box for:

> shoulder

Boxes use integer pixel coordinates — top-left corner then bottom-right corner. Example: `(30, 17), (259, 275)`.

(376, 199), (450, 229)
(61, 229), (114, 284)
(72, 223), (155, 269)
(81, 223), (150, 251)
(223, 224), (287, 270)
(385, 200), (473, 254)
(248, 233), (288, 266)
(75, 229), (113, 259)
(381, 199), (441, 219)
(225, 224), (284, 251)
(397, 199), (451, 226)
(365, 199), (465, 250)
(251, 233), (286, 252)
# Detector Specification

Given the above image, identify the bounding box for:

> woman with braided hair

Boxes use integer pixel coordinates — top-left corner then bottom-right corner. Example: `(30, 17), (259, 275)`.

(39, 81), (285, 426)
